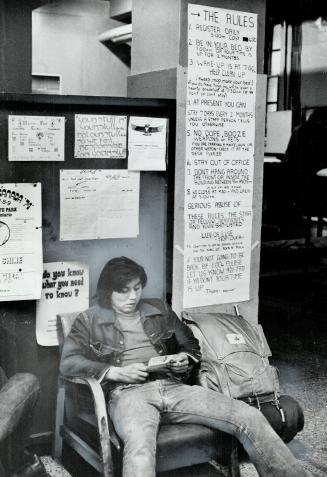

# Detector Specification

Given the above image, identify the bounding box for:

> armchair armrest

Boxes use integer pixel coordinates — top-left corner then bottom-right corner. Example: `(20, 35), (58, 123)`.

(61, 375), (121, 449)
(56, 375), (116, 477)
(61, 375), (109, 430)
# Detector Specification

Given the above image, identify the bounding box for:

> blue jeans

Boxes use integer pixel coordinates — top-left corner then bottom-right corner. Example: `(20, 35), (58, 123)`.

(0, 372), (40, 476)
(109, 378), (308, 477)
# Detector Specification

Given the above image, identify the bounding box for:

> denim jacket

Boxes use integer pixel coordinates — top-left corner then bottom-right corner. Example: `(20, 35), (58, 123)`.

(59, 298), (201, 385)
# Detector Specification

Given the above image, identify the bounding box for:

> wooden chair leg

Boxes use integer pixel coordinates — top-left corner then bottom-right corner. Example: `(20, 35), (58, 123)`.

(53, 382), (65, 462)
(228, 437), (240, 477)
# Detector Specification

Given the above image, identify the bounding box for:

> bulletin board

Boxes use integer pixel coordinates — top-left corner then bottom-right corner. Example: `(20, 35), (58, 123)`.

(0, 93), (176, 441)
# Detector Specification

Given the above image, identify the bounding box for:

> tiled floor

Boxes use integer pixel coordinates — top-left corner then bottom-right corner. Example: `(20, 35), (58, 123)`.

(41, 456), (72, 477)
(264, 321), (327, 477)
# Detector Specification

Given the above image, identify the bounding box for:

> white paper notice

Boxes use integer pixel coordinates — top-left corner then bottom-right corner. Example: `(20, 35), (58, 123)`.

(184, 5), (257, 308)
(8, 115), (65, 161)
(60, 169), (140, 241)
(0, 183), (42, 301)
(74, 114), (127, 158)
(36, 262), (89, 346)
(128, 117), (167, 171)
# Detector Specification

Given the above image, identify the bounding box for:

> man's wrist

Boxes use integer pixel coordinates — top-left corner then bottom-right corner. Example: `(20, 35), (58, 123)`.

(106, 366), (121, 382)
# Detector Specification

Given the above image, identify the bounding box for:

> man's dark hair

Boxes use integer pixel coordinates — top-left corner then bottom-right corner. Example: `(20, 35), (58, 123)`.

(97, 256), (147, 308)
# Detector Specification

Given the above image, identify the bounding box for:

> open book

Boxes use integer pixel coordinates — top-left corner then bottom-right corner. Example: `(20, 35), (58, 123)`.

(147, 355), (179, 373)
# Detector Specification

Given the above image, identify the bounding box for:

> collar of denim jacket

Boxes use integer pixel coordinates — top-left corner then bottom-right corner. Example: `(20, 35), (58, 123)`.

(96, 300), (163, 325)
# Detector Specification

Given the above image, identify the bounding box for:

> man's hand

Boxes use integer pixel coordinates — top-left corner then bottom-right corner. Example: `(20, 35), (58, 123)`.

(168, 353), (189, 375)
(106, 363), (149, 383)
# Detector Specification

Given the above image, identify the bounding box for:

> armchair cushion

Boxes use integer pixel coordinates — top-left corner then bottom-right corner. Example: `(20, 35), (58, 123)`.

(156, 424), (233, 472)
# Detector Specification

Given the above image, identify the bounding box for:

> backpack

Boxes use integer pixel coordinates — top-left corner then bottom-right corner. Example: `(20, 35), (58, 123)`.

(183, 311), (280, 404)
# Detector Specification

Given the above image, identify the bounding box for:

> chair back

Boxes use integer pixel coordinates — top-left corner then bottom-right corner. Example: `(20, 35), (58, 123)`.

(56, 312), (81, 349)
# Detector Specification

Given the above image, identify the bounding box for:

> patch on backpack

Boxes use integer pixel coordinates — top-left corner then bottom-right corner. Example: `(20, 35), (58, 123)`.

(226, 333), (246, 344)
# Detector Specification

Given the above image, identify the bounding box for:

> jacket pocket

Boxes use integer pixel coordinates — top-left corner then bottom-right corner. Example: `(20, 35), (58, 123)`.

(89, 341), (118, 362)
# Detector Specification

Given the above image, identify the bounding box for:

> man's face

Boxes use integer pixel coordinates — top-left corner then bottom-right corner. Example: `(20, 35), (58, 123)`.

(111, 277), (143, 314)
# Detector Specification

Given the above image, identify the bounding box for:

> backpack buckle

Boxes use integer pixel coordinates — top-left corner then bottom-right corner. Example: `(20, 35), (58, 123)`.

(273, 394), (286, 423)
(255, 394), (261, 411)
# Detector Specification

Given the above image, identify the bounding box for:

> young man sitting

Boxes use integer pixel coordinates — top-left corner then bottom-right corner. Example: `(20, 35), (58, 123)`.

(60, 256), (309, 477)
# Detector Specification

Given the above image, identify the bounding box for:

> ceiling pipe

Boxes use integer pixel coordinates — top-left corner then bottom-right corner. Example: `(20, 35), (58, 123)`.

(98, 23), (132, 45)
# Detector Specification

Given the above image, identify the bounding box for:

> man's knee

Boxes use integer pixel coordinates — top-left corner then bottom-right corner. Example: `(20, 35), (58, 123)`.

(0, 373), (40, 441)
(6, 373), (40, 402)
(0, 373), (40, 412)
(13, 373), (40, 393)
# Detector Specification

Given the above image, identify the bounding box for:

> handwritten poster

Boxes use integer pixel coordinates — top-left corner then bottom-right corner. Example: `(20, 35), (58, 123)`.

(128, 117), (167, 170)
(8, 115), (65, 161)
(60, 169), (140, 240)
(184, 5), (257, 308)
(0, 183), (42, 301)
(74, 114), (127, 158)
(36, 262), (89, 346)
